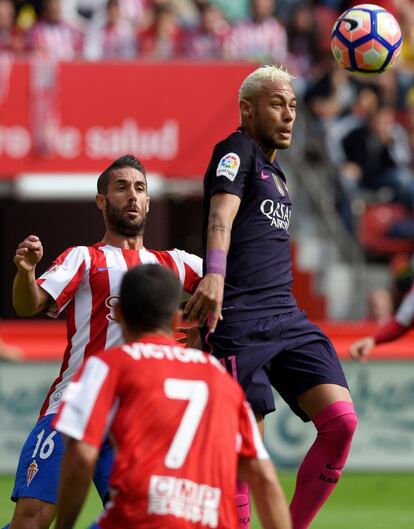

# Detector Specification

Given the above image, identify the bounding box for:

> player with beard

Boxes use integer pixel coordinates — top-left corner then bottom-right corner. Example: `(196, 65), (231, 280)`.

(185, 66), (358, 529)
(3, 155), (202, 529)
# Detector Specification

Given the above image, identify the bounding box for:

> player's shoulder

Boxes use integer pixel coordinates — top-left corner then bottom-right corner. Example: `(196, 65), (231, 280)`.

(167, 248), (202, 262)
(214, 128), (255, 155)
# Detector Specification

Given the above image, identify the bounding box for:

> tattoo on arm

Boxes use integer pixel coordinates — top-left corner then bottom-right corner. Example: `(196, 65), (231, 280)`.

(210, 223), (231, 233)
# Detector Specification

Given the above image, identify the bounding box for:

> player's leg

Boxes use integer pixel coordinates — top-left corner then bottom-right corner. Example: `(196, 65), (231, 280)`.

(92, 439), (114, 505)
(204, 318), (281, 529)
(8, 499), (55, 529)
(4, 414), (65, 529)
(290, 383), (357, 529)
(270, 311), (357, 529)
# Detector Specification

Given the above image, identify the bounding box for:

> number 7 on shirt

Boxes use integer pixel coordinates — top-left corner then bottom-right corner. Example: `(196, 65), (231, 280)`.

(163, 378), (208, 469)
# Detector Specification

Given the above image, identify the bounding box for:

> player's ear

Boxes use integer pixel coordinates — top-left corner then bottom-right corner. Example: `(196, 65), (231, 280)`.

(146, 196), (150, 213)
(240, 99), (252, 120)
(96, 193), (106, 211)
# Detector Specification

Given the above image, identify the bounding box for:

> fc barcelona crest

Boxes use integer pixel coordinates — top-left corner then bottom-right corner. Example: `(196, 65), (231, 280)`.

(27, 460), (39, 486)
(272, 174), (285, 197)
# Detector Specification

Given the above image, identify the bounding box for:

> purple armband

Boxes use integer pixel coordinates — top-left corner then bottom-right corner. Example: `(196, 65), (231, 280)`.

(206, 249), (227, 277)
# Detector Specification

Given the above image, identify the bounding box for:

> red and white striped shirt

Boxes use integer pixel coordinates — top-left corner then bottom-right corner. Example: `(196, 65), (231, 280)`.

(54, 335), (268, 529)
(37, 242), (202, 417)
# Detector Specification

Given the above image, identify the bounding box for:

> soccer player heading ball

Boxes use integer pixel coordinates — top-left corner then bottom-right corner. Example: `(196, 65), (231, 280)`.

(185, 65), (358, 529)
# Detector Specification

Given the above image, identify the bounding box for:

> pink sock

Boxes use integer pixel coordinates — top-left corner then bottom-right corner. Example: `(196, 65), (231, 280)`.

(290, 401), (357, 529)
(236, 480), (250, 529)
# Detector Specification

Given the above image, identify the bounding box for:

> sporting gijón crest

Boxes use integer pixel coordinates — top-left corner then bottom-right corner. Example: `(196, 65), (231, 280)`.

(27, 460), (39, 485)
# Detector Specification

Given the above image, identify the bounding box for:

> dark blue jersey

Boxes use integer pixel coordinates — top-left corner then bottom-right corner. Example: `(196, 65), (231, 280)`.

(202, 128), (297, 321)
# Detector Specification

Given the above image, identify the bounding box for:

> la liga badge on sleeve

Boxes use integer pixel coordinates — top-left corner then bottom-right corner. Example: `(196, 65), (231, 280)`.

(216, 152), (240, 181)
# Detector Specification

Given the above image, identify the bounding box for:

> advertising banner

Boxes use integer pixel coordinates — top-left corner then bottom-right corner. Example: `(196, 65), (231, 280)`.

(266, 361), (414, 471)
(0, 61), (255, 178)
(1, 360), (414, 473)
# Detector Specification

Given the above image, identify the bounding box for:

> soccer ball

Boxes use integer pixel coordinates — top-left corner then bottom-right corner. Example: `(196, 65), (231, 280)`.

(330, 4), (402, 75)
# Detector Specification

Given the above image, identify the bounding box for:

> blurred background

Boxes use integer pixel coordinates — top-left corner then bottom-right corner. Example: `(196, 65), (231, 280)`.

(0, 0), (413, 527)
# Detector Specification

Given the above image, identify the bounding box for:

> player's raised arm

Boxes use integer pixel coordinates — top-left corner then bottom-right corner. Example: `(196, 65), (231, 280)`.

(238, 457), (292, 529)
(184, 192), (241, 332)
(350, 318), (408, 360)
(55, 438), (98, 529)
(13, 235), (51, 316)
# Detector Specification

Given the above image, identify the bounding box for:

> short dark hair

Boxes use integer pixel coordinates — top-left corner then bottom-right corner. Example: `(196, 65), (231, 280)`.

(119, 264), (182, 334)
(97, 154), (146, 195)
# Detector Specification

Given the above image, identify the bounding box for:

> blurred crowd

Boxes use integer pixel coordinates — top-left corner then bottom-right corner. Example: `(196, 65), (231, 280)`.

(0, 0), (413, 253)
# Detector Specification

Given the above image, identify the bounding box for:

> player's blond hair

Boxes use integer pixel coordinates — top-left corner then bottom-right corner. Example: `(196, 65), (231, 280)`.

(239, 65), (295, 102)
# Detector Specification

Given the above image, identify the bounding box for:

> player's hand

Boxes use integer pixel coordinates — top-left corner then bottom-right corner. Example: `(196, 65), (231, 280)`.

(349, 336), (375, 361)
(184, 273), (224, 332)
(176, 323), (201, 348)
(14, 235), (43, 272)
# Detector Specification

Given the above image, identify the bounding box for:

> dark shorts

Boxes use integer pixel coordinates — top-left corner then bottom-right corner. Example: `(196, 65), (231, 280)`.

(203, 309), (348, 421)
(11, 413), (113, 505)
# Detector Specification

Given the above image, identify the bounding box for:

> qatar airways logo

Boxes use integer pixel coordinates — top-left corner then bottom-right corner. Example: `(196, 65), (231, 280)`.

(260, 199), (291, 231)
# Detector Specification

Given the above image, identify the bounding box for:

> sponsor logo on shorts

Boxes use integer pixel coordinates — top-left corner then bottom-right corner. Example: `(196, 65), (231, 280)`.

(216, 153), (240, 182)
(27, 460), (39, 486)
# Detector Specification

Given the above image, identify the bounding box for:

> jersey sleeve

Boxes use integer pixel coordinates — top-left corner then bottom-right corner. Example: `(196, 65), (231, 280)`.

(394, 284), (414, 328)
(237, 400), (269, 460)
(204, 133), (254, 200)
(173, 250), (202, 294)
(36, 246), (90, 318)
(53, 355), (119, 447)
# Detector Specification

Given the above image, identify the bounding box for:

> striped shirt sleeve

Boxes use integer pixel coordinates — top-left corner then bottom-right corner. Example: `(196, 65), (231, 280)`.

(171, 250), (203, 294)
(37, 246), (89, 317)
(53, 355), (119, 447)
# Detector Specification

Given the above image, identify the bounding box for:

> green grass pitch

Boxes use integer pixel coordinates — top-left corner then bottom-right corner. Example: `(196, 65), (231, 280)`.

(1, 472), (413, 528)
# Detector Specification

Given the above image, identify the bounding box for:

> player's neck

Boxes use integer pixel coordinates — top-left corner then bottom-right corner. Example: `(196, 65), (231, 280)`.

(102, 231), (145, 250)
(244, 127), (277, 162)
(123, 328), (174, 342)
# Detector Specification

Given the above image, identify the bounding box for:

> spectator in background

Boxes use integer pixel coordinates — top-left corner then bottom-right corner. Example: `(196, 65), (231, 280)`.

(0, 0), (26, 53)
(286, 3), (324, 81)
(340, 105), (414, 211)
(304, 65), (356, 130)
(84, 0), (136, 60)
(201, 0), (250, 22)
(139, 3), (183, 59)
(223, 0), (287, 64)
(28, 0), (83, 60)
(366, 288), (393, 325)
(183, 2), (228, 59)
(350, 278), (414, 361)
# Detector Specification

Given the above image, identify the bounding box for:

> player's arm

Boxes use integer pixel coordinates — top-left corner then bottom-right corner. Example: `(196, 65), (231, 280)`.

(55, 438), (98, 529)
(349, 318), (408, 360)
(238, 457), (292, 529)
(184, 192), (240, 332)
(13, 235), (51, 316)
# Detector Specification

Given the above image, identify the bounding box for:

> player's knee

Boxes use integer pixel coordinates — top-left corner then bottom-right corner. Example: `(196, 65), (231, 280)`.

(319, 408), (358, 445)
(10, 498), (55, 529)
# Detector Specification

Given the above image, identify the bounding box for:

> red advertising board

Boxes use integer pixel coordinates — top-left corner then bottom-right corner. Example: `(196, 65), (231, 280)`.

(0, 60), (256, 178)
